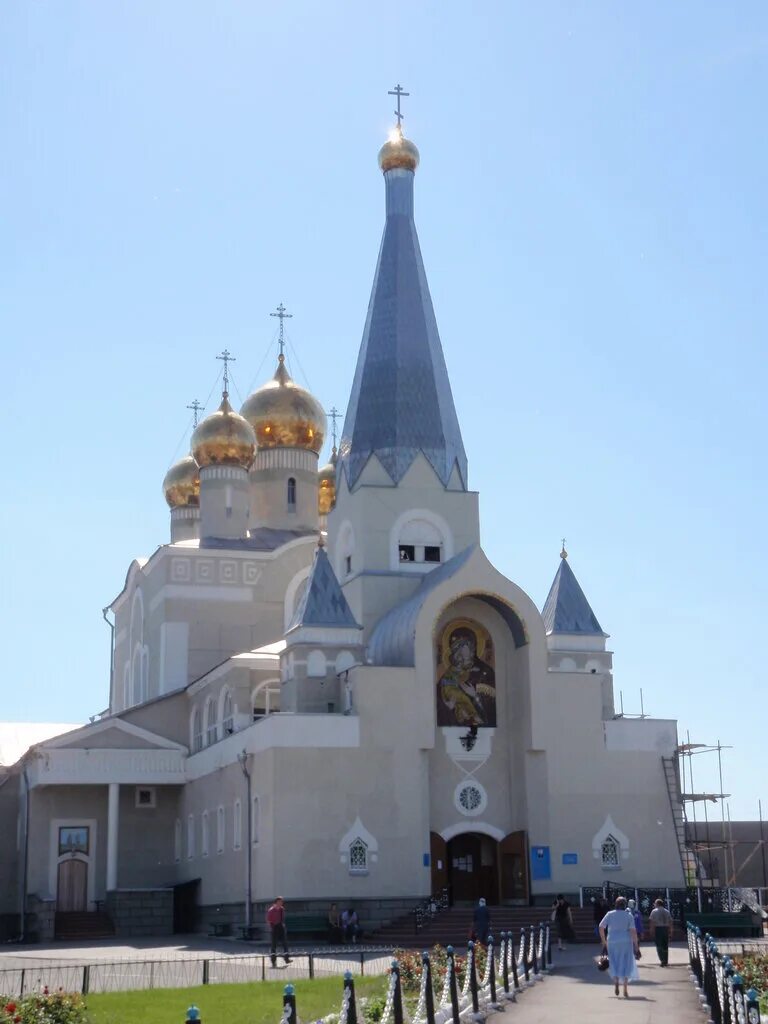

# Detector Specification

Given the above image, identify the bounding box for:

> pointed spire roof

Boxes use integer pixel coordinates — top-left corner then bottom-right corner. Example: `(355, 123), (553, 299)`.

(287, 544), (361, 631)
(541, 551), (605, 636)
(340, 125), (468, 490)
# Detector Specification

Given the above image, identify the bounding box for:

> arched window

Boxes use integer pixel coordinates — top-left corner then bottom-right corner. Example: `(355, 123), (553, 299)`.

(201, 811), (209, 857)
(390, 510), (453, 571)
(601, 835), (620, 868)
(233, 799), (242, 851)
(132, 647), (142, 704)
(287, 477), (297, 510)
(187, 814), (195, 859)
(349, 838), (368, 875)
(141, 646), (149, 701)
(205, 698), (217, 746)
(221, 690), (234, 735)
(123, 664), (131, 709)
(191, 708), (203, 753)
(252, 681), (280, 720)
(217, 806), (225, 854)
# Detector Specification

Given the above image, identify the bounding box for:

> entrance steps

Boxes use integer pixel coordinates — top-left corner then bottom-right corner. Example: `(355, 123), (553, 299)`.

(372, 905), (597, 949)
(54, 911), (115, 941)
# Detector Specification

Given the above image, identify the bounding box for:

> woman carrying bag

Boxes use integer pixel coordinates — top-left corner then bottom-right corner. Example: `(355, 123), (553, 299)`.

(598, 896), (640, 998)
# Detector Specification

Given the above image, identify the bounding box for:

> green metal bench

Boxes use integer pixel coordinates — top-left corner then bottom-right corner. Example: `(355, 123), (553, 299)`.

(286, 913), (332, 940)
(687, 912), (761, 938)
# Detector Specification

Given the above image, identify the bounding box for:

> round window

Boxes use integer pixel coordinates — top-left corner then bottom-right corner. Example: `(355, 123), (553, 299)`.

(454, 780), (487, 817)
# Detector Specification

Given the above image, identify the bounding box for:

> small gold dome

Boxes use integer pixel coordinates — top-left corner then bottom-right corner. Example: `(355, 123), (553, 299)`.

(163, 454), (200, 509)
(378, 128), (420, 173)
(191, 393), (256, 469)
(318, 451), (337, 515)
(240, 355), (326, 454)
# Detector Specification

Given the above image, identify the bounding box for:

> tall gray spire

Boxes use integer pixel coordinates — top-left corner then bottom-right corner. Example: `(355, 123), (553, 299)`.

(339, 125), (468, 491)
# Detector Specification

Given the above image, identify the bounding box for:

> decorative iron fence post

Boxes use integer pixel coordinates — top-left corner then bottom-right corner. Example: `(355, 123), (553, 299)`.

(746, 988), (762, 1024)
(510, 931), (520, 993)
(283, 984), (297, 1024)
(500, 932), (510, 997)
(202, 959), (210, 985)
(185, 1005), (201, 1024)
(448, 945), (461, 1024)
(423, 951), (436, 1024)
(81, 965), (90, 996)
(520, 927), (530, 986)
(467, 941), (479, 1017)
(392, 961), (404, 1024)
(344, 970), (357, 1024)
(529, 924), (539, 979)
(487, 936), (499, 1009)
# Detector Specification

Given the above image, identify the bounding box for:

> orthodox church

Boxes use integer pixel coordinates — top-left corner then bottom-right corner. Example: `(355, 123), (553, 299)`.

(0, 103), (687, 941)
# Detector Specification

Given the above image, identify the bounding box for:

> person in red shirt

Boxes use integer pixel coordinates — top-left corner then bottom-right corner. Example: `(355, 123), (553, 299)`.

(266, 897), (291, 967)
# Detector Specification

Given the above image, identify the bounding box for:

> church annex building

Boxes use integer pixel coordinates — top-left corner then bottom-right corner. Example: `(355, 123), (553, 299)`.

(0, 105), (686, 942)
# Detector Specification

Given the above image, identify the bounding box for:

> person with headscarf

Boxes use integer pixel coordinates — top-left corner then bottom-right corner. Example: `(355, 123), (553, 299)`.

(472, 897), (491, 944)
(599, 896), (639, 998)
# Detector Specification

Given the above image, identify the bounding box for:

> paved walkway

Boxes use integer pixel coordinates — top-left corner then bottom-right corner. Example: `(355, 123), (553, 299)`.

(502, 942), (703, 1023)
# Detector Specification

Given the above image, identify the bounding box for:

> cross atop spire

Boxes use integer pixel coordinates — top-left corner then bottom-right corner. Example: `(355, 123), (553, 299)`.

(388, 83), (409, 128)
(187, 399), (204, 427)
(270, 303), (293, 358)
(561, 538), (568, 559)
(216, 349), (235, 395)
(329, 406), (341, 453)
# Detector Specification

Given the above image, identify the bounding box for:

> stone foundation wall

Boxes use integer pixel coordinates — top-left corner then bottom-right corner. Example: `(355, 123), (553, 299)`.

(197, 896), (421, 938)
(107, 888), (173, 937)
(26, 896), (56, 943)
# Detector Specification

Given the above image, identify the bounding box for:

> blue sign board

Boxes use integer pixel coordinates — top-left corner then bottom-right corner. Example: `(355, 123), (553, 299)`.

(562, 852), (579, 865)
(530, 845), (551, 880)
(423, 853), (430, 867)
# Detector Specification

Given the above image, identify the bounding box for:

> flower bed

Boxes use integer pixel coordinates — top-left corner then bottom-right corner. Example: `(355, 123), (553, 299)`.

(731, 954), (768, 1012)
(1, 990), (86, 1024)
(393, 944), (489, 993)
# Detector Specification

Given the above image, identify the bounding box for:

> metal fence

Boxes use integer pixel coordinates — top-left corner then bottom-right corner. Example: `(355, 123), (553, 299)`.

(0, 949), (394, 998)
(581, 884), (767, 922)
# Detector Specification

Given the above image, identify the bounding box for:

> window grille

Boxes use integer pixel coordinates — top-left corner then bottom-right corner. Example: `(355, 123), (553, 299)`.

(601, 835), (620, 867)
(349, 837), (368, 874)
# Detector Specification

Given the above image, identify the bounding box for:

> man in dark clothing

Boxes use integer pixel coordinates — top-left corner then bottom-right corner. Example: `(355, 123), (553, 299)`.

(266, 897), (292, 967)
(472, 898), (491, 944)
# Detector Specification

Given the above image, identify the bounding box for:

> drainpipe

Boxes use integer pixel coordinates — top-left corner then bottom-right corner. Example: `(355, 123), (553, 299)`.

(102, 607), (115, 707)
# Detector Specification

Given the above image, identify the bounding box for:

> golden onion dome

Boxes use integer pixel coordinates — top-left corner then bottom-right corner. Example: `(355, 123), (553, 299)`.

(378, 127), (420, 173)
(318, 450), (337, 515)
(163, 454), (200, 509)
(240, 355), (326, 454)
(191, 392), (257, 469)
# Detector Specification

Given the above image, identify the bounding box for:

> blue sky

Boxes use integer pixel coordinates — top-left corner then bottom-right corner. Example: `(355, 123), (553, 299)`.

(1, 2), (766, 823)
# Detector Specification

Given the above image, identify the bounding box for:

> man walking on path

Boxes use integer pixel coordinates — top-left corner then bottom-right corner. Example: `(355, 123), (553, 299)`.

(267, 896), (292, 967)
(649, 898), (674, 966)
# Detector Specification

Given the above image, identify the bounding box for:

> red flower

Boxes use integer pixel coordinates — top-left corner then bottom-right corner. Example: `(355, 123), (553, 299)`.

(4, 1004), (16, 1013)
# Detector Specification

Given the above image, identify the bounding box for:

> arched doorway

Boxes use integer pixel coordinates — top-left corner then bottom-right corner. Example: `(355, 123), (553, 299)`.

(446, 832), (499, 905)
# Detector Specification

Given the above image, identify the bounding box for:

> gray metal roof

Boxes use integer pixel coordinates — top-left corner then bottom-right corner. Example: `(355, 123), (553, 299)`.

(541, 557), (604, 635)
(201, 527), (316, 552)
(288, 546), (361, 631)
(340, 168), (468, 490)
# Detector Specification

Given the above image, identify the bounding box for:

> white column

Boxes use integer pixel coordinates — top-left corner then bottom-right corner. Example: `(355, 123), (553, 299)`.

(107, 783), (119, 891)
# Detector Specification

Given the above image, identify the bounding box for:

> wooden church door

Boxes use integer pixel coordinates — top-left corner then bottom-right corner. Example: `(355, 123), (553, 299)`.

(57, 858), (88, 912)
(430, 832), (448, 895)
(499, 831), (529, 903)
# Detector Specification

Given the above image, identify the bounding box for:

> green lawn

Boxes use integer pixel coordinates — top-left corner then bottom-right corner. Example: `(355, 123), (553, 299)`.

(85, 975), (388, 1024)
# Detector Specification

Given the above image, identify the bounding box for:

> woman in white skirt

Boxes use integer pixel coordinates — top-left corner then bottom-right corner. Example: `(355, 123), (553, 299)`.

(599, 896), (640, 998)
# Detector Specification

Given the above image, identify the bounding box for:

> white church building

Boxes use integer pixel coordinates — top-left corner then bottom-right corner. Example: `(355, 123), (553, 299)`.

(0, 107), (686, 942)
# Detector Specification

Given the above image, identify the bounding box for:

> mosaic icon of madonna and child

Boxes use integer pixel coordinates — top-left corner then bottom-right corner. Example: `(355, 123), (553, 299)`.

(436, 618), (497, 727)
